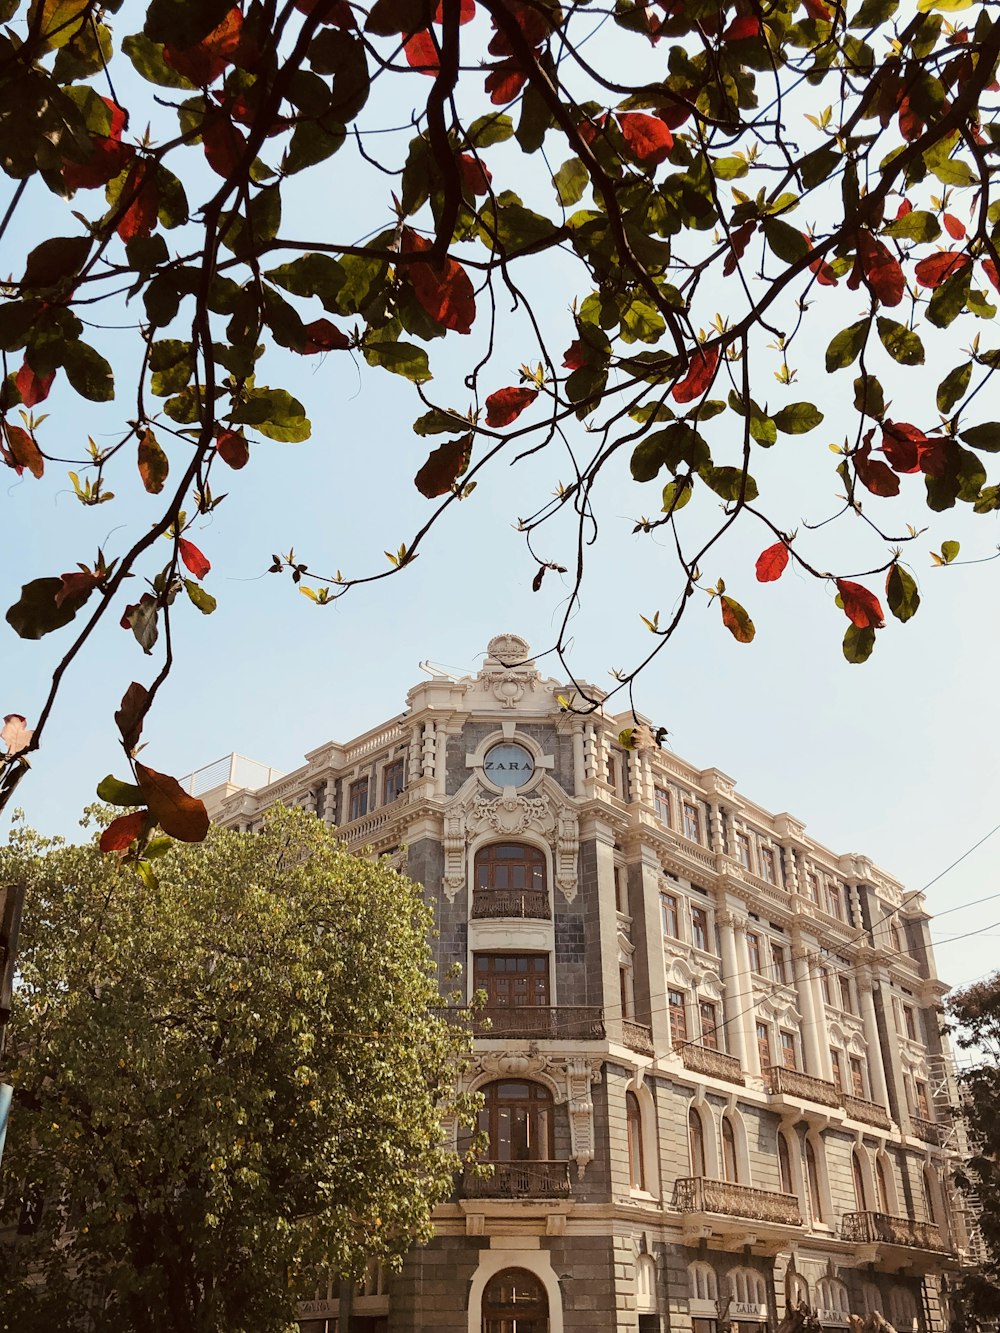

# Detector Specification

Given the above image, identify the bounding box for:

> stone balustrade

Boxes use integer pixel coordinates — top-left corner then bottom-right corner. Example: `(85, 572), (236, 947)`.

(622, 1020), (655, 1056)
(912, 1115), (942, 1145)
(672, 1176), (802, 1226)
(680, 1043), (745, 1085)
(841, 1211), (946, 1251)
(843, 1093), (892, 1130)
(763, 1064), (842, 1108)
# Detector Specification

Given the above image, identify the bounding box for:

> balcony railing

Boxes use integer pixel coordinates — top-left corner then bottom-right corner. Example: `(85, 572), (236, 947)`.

(673, 1176), (802, 1227)
(843, 1094), (892, 1130)
(471, 889), (550, 920)
(912, 1115), (942, 1145)
(841, 1211), (946, 1251)
(763, 1064), (842, 1108)
(462, 1161), (571, 1199)
(680, 1043), (745, 1085)
(473, 1006), (605, 1041)
(622, 1020), (655, 1056)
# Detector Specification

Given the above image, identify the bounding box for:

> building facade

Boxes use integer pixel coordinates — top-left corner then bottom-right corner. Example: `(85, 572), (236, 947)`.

(198, 635), (974, 1333)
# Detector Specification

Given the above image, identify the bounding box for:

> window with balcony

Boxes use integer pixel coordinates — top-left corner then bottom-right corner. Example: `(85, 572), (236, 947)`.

(626, 1091), (645, 1190)
(668, 990), (688, 1046)
(683, 800), (701, 843)
(699, 1000), (719, 1050)
(780, 1030), (797, 1070)
(852, 1151), (869, 1211)
(474, 954), (549, 1009)
(915, 1079), (931, 1120)
(689, 1108), (707, 1176)
(691, 906), (709, 952)
(778, 1131), (794, 1195)
(348, 778), (369, 821)
(761, 846), (777, 884)
(827, 883), (846, 920)
(474, 844), (547, 919)
(661, 892), (679, 939)
(721, 1116), (740, 1182)
(876, 1156), (892, 1213)
(805, 871), (820, 905)
(805, 1139), (824, 1222)
(830, 1049), (843, 1091)
(772, 943), (788, 984)
(820, 968), (833, 1005)
(891, 921), (904, 952)
(654, 786), (671, 826)
(849, 1056), (866, 1099)
(381, 758), (405, 805)
(756, 1021), (772, 1072)
(736, 831), (752, 869)
(747, 932), (762, 975)
(839, 975), (855, 1014)
(477, 1081), (554, 1162)
(903, 1005), (918, 1041)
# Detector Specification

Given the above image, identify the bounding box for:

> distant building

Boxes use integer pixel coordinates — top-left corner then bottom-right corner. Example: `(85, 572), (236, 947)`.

(197, 635), (975, 1333)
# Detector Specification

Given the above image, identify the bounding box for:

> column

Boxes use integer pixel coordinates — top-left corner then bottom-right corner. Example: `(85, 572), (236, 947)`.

(733, 919), (761, 1077)
(791, 927), (823, 1077)
(572, 721), (585, 797)
(808, 963), (834, 1081)
(434, 726), (448, 799)
(638, 853), (672, 1056)
(718, 913), (748, 1071)
(708, 801), (726, 855)
(781, 843), (800, 897)
(857, 967), (891, 1110)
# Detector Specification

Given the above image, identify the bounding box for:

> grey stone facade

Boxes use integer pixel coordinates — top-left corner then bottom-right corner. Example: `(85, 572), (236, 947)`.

(202, 634), (972, 1333)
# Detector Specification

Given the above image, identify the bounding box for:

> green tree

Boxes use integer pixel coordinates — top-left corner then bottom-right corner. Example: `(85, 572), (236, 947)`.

(944, 972), (1000, 1333)
(2, 0), (1000, 847)
(0, 805), (471, 1333)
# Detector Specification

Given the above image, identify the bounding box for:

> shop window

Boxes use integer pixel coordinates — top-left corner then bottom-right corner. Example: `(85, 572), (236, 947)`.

(817, 1278), (849, 1319)
(689, 1261), (718, 1302)
(889, 1287), (917, 1330)
(636, 1254), (657, 1314)
(787, 1273), (809, 1310)
(482, 1268), (548, 1333)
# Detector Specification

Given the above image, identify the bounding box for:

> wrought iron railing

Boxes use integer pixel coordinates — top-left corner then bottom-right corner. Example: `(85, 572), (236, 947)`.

(471, 889), (550, 920)
(912, 1115), (942, 1145)
(681, 1043), (745, 1084)
(462, 1161), (571, 1199)
(763, 1064), (842, 1108)
(473, 1006), (605, 1040)
(672, 1176), (802, 1226)
(622, 1020), (655, 1055)
(843, 1094), (892, 1129)
(841, 1211), (946, 1251)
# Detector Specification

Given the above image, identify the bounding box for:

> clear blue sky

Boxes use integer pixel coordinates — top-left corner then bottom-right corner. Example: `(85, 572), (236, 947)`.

(1, 3), (998, 1010)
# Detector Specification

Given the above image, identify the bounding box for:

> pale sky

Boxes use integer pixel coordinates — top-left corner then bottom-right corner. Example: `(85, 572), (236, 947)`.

(1, 3), (998, 1013)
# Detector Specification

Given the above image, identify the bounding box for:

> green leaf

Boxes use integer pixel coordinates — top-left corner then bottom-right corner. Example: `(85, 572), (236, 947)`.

(122, 33), (196, 88)
(22, 235), (91, 289)
(959, 422), (1000, 452)
(843, 623), (876, 663)
(712, 157), (749, 180)
(927, 264), (973, 329)
(749, 406), (777, 447)
(467, 113), (515, 147)
(661, 477), (693, 513)
(412, 408), (469, 436)
(620, 298), (666, 345)
(886, 564), (920, 622)
(853, 374), (885, 419)
(699, 465), (759, 501)
(552, 157), (588, 207)
(773, 402), (824, 434)
(630, 423), (710, 480)
(363, 341), (432, 383)
(283, 117), (346, 174)
(61, 341), (114, 401)
(230, 387), (311, 442)
(184, 579), (217, 615)
(6, 577), (88, 639)
(876, 317), (924, 366)
(936, 363), (972, 415)
(137, 430), (169, 495)
(96, 775), (146, 806)
(882, 210), (941, 243)
(309, 30), (370, 122)
(762, 217), (810, 264)
(941, 539), (961, 562)
(826, 319), (869, 372)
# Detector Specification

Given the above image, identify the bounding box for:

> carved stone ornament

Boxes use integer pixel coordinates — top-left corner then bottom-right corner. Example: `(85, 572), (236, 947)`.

(485, 633), (532, 667)
(479, 634), (540, 708)
(471, 1051), (603, 1175)
(470, 788), (555, 840)
(442, 784), (580, 902)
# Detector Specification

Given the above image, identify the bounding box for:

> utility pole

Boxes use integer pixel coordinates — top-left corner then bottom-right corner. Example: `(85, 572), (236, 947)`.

(0, 881), (25, 1169)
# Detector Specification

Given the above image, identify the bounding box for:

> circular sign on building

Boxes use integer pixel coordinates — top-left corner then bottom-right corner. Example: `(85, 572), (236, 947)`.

(483, 742), (535, 788)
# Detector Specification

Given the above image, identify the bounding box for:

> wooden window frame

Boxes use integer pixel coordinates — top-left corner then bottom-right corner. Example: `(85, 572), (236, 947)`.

(348, 778), (369, 822)
(381, 757), (405, 805)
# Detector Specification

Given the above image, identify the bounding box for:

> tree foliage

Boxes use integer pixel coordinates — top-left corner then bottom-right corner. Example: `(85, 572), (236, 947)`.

(944, 972), (1000, 1333)
(0, 805), (471, 1333)
(1, 0), (1000, 850)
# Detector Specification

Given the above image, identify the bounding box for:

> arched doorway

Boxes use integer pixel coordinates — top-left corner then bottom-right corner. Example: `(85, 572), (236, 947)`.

(482, 1268), (549, 1333)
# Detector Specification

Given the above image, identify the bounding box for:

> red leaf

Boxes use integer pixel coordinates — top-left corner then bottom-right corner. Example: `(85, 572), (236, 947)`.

(202, 113), (246, 177)
(402, 228), (476, 334)
(563, 340), (587, 370)
(720, 595), (755, 643)
(484, 61), (527, 104)
(895, 198), (912, 219)
(487, 0), (550, 56)
(135, 762), (210, 843)
(458, 152), (492, 195)
(120, 592), (156, 630)
(115, 681), (149, 752)
(617, 112), (674, 166)
(858, 231), (904, 307)
(55, 570), (100, 608)
(178, 539), (210, 580)
(943, 212), (966, 241)
(3, 423), (43, 479)
(100, 809), (148, 852)
(163, 7), (244, 85)
(755, 542), (790, 582)
(485, 386), (538, 427)
(836, 579), (885, 630)
(881, 420), (925, 473)
(435, 0), (476, 20)
(897, 96), (923, 142)
(982, 258), (1000, 294)
(404, 29), (439, 73)
(671, 347), (719, 403)
(914, 250), (970, 289)
(724, 221), (755, 277)
(802, 0), (832, 18)
(16, 361), (55, 407)
(116, 160), (159, 242)
(414, 432), (472, 497)
(916, 434), (950, 478)
(722, 14), (760, 39)
(294, 0), (355, 20)
(62, 97), (132, 192)
(854, 442), (900, 497)
(216, 429), (249, 469)
(299, 318), (350, 353)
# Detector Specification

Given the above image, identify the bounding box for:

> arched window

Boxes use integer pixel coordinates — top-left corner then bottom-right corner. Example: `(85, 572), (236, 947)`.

(474, 844), (548, 918)
(852, 1150), (868, 1211)
(729, 1267), (766, 1307)
(787, 1273), (809, 1311)
(722, 1116), (739, 1183)
(863, 1282), (884, 1316)
(805, 1138), (824, 1222)
(923, 1167), (941, 1227)
(478, 1081), (554, 1162)
(778, 1131), (794, 1195)
(482, 1268), (548, 1333)
(876, 1155), (892, 1214)
(689, 1108), (707, 1176)
(636, 1254), (657, 1313)
(689, 1261), (718, 1302)
(889, 1285), (918, 1330)
(626, 1091), (645, 1191)
(817, 1278), (850, 1317)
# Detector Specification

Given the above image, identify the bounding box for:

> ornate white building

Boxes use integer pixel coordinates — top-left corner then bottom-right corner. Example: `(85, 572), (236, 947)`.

(197, 636), (973, 1333)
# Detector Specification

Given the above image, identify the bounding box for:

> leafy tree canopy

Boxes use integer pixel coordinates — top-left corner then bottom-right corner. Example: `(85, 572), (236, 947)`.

(1, 0), (1000, 856)
(0, 805), (471, 1333)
